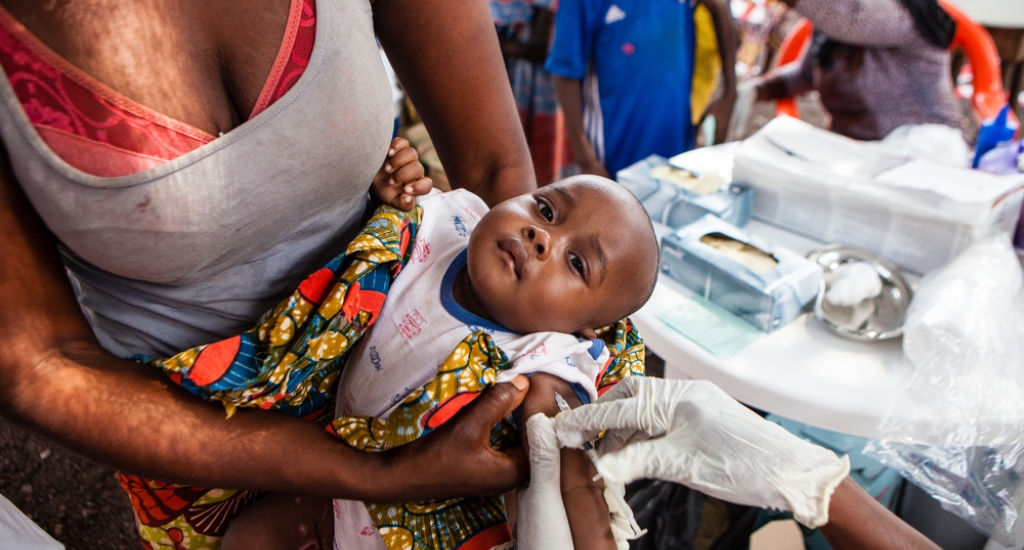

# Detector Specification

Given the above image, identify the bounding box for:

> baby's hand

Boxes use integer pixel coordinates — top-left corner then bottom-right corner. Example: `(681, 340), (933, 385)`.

(372, 137), (433, 211)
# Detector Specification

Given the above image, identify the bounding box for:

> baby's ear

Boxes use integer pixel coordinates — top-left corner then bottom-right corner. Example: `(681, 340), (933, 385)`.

(576, 327), (599, 340)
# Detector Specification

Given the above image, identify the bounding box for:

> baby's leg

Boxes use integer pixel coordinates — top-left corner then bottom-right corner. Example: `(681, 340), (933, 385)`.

(222, 492), (334, 550)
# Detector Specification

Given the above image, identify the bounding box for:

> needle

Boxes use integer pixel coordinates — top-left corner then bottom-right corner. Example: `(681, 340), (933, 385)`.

(553, 392), (602, 475)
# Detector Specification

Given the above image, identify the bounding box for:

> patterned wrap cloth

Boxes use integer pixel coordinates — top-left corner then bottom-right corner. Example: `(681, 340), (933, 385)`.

(118, 204), (645, 550)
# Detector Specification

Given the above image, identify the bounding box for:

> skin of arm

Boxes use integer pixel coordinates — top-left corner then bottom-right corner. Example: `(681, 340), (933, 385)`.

(0, 144), (529, 503)
(697, 0), (739, 145)
(374, 0), (537, 208)
(499, 8), (556, 65)
(754, 50), (815, 101)
(554, 75), (609, 177)
(520, 373), (616, 550)
(821, 477), (940, 550)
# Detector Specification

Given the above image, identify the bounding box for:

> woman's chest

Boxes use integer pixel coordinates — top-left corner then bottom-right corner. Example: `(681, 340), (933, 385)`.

(0, 0), (394, 285)
(0, 0), (291, 136)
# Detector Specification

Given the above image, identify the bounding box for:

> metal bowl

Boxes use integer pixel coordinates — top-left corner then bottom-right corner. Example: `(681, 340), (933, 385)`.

(806, 245), (913, 341)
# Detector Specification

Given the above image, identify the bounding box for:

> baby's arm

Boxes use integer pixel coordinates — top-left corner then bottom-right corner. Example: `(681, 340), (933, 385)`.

(520, 373), (617, 550)
(372, 137), (434, 211)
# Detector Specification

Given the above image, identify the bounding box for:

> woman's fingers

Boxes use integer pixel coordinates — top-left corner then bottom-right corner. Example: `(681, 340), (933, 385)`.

(463, 375), (530, 437)
(440, 376), (531, 495)
(384, 376), (530, 501)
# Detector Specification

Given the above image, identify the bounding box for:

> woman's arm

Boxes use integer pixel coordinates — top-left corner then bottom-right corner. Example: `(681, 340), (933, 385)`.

(0, 147), (528, 501)
(821, 478), (939, 550)
(374, 0), (537, 207)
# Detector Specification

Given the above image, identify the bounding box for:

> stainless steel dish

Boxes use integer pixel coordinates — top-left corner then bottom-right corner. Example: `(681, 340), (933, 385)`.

(806, 245), (913, 341)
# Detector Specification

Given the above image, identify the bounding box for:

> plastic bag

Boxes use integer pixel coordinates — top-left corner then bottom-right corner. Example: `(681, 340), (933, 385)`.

(978, 140), (1024, 176)
(864, 236), (1024, 546)
(867, 123), (971, 167)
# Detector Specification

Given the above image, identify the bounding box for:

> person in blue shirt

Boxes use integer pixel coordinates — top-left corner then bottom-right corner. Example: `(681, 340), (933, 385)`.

(546, 0), (737, 177)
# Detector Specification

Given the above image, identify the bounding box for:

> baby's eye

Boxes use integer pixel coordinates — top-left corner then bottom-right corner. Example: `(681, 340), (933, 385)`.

(538, 201), (554, 222)
(569, 253), (584, 275)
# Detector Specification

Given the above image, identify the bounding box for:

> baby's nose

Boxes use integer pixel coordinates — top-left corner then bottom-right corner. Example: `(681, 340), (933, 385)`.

(524, 226), (552, 259)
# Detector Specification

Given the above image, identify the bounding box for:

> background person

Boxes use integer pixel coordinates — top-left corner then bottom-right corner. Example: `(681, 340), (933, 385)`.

(752, 0), (962, 141)
(492, 0), (574, 185)
(545, 0), (738, 178)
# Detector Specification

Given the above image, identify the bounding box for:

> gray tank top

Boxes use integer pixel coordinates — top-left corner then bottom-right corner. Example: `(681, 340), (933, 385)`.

(0, 0), (393, 358)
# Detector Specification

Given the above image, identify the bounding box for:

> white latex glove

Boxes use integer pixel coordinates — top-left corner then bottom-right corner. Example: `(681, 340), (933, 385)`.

(554, 378), (850, 529)
(516, 414), (574, 549)
(516, 414), (637, 550)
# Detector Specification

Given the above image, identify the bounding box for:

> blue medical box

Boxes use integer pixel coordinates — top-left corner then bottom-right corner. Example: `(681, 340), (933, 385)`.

(617, 154), (753, 229)
(660, 215), (821, 333)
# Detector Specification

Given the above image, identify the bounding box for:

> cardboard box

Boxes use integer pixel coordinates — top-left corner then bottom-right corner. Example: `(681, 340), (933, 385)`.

(661, 215), (822, 333)
(617, 153), (753, 229)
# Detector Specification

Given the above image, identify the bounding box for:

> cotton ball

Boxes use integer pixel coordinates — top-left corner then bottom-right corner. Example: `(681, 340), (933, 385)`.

(556, 428), (585, 450)
(825, 262), (883, 307)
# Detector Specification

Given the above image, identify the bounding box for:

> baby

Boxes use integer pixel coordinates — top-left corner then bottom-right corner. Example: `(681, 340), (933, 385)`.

(223, 139), (660, 550)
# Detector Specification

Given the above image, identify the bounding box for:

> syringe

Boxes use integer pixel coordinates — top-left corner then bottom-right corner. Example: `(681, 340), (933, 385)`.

(553, 392), (602, 477)
(552, 391), (647, 539)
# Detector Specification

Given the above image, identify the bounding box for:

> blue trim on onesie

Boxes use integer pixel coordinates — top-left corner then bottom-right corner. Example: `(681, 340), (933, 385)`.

(441, 249), (514, 334)
(571, 382), (592, 405)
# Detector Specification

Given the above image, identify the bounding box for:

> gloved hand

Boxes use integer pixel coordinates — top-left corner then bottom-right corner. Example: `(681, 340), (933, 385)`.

(516, 413), (573, 549)
(516, 414), (638, 550)
(553, 377), (850, 528)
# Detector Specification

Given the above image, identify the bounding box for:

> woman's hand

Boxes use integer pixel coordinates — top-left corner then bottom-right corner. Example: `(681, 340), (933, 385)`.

(375, 376), (531, 502)
(371, 137), (434, 211)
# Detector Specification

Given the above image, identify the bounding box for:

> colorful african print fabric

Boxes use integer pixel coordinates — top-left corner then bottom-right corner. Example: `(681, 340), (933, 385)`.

(121, 204), (421, 549)
(328, 319), (645, 550)
(118, 203), (646, 550)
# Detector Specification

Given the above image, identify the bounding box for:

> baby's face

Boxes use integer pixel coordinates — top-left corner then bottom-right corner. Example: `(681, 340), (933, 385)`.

(466, 176), (654, 335)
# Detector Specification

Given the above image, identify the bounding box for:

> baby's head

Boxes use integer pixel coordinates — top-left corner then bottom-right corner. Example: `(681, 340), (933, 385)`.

(466, 175), (659, 337)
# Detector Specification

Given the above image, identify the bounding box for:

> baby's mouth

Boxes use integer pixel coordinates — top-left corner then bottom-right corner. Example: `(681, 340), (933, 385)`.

(498, 238), (527, 278)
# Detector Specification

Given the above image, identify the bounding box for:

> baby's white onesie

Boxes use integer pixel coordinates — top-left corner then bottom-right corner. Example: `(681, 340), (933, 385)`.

(331, 189), (611, 549)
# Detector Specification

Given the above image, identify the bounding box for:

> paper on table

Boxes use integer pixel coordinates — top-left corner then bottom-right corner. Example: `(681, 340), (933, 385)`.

(874, 159), (1024, 204)
(657, 296), (763, 359)
(669, 142), (740, 181)
(763, 116), (904, 179)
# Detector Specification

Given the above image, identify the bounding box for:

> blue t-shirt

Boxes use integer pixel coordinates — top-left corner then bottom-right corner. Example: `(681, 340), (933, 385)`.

(545, 0), (695, 175)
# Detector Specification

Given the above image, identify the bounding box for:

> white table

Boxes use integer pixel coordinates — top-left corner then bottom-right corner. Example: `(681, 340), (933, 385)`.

(637, 220), (915, 440)
(638, 219), (1024, 443)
